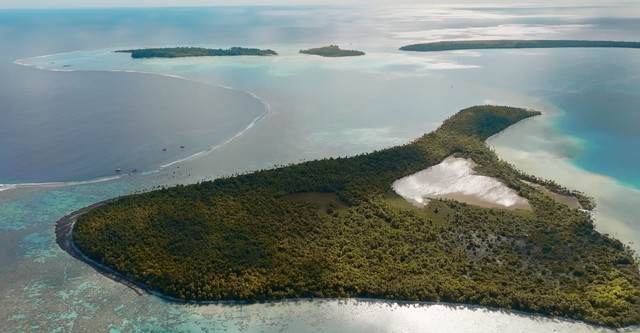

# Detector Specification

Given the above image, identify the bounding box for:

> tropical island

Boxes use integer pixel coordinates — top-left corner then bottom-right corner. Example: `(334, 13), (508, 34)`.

(61, 106), (640, 328)
(115, 47), (278, 58)
(299, 45), (365, 57)
(400, 40), (640, 52)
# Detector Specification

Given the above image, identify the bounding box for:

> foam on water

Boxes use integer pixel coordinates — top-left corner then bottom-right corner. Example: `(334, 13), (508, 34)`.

(0, 184), (17, 192)
(0, 175), (122, 193)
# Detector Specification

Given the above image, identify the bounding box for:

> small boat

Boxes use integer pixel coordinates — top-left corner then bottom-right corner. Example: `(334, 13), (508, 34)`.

(131, 169), (138, 173)
(115, 168), (122, 172)
(162, 148), (167, 152)
(180, 145), (185, 149)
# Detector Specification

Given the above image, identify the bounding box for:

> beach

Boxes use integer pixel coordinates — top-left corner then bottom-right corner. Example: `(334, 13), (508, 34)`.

(54, 199), (146, 296)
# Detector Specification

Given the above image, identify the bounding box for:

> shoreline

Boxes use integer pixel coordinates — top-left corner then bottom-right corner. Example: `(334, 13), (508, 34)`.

(55, 105), (640, 328)
(55, 201), (254, 304)
(55, 202), (632, 330)
(55, 199), (145, 297)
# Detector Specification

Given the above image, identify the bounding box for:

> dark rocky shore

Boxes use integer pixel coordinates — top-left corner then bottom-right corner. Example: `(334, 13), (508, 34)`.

(56, 202), (250, 304)
(55, 200), (146, 296)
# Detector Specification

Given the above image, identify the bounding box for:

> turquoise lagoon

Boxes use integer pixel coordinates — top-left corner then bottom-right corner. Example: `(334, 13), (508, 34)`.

(1, 4), (640, 332)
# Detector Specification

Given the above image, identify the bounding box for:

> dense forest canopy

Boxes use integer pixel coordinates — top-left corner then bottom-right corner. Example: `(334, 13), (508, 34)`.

(116, 47), (278, 58)
(299, 45), (365, 57)
(72, 106), (640, 328)
(400, 40), (640, 52)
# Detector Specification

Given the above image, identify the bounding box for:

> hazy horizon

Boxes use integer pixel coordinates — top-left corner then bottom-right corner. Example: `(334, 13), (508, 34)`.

(1, 0), (635, 9)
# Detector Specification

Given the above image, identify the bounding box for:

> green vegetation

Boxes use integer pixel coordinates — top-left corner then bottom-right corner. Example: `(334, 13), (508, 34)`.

(72, 105), (640, 328)
(299, 45), (365, 57)
(116, 47), (278, 58)
(400, 40), (640, 52)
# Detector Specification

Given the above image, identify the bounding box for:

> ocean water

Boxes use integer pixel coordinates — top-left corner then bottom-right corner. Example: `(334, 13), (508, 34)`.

(0, 70), (265, 183)
(437, 48), (640, 190)
(1, 4), (640, 332)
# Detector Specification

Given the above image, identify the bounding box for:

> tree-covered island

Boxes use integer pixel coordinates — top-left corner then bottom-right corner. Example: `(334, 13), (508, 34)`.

(115, 47), (278, 58)
(64, 106), (640, 328)
(299, 45), (365, 57)
(400, 40), (640, 52)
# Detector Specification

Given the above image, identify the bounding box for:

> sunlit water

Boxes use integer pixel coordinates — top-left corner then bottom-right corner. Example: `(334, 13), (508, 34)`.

(1, 4), (639, 332)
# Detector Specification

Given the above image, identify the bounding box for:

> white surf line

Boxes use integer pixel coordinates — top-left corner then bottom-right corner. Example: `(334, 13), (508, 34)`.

(7, 52), (272, 192)
(13, 49), (100, 69)
(14, 51), (76, 66)
(0, 175), (123, 192)
(159, 100), (270, 170)
(103, 71), (272, 172)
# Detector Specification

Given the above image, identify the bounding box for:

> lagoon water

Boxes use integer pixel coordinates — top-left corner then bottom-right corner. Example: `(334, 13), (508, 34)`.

(1, 4), (640, 332)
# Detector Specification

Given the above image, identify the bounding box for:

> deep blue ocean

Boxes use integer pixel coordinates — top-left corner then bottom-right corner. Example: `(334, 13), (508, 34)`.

(0, 5), (639, 332)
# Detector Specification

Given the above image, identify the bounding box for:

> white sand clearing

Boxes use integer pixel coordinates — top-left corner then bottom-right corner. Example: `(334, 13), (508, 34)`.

(392, 157), (531, 210)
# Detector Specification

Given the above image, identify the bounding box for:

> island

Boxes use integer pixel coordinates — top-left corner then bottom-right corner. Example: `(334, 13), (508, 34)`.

(299, 45), (365, 57)
(115, 47), (278, 58)
(59, 106), (640, 328)
(400, 40), (640, 52)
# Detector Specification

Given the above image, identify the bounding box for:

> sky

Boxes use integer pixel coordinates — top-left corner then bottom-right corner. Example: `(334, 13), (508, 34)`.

(0, 0), (627, 9)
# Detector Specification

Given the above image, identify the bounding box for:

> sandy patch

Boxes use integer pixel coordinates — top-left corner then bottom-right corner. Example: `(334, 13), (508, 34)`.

(521, 180), (581, 209)
(392, 157), (531, 211)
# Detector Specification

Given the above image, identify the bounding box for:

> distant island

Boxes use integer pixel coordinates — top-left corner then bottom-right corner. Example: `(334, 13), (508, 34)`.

(400, 40), (640, 52)
(115, 47), (278, 58)
(299, 45), (365, 57)
(60, 106), (640, 328)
